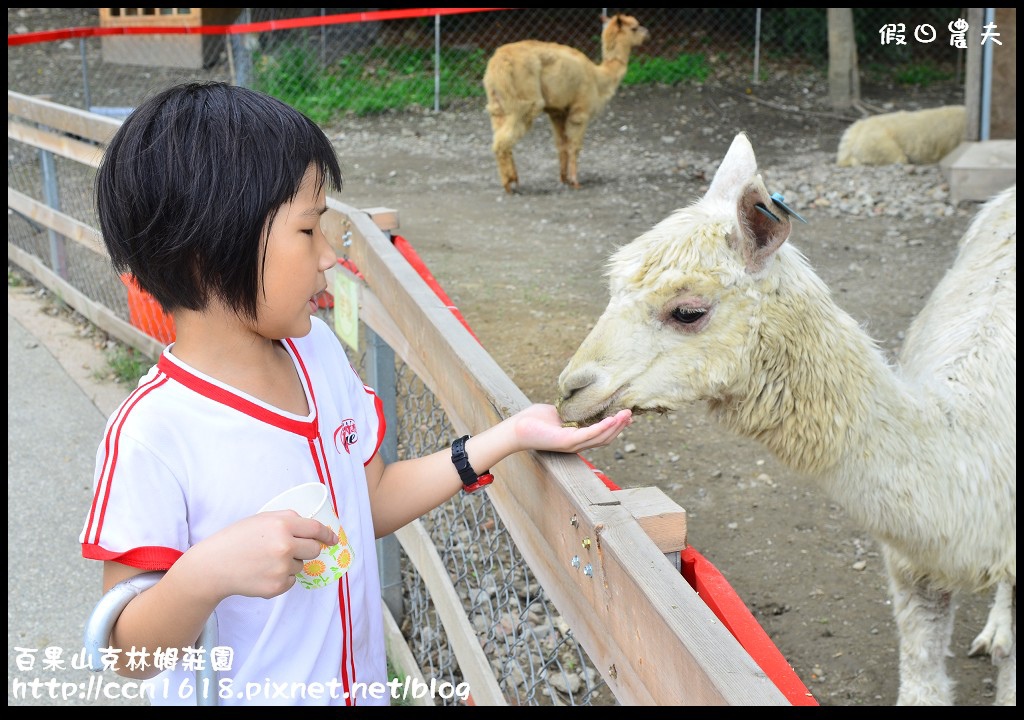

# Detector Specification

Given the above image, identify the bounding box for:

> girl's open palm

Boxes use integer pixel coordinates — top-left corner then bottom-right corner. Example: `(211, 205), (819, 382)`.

(511, 403), (632, 454)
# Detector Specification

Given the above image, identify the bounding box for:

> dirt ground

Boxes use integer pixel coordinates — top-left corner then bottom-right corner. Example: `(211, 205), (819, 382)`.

(9, 8), (1007, 707)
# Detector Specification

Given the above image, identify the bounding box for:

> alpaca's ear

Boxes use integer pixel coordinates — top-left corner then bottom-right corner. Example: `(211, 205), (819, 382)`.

(735, 176), (791, 274)
(706, 133), (757, 206)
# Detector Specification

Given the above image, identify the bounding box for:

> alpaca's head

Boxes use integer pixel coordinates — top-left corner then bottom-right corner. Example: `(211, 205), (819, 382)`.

(600, 14), (649, 58)
(557, 133), (805, 426)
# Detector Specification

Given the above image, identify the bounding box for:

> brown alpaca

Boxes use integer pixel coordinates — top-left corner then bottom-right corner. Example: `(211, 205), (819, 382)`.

(483, 14), (649, 193)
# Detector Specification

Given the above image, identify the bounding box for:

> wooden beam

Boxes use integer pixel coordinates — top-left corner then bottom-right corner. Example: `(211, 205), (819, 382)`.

(8, 119), (106, 168)
(381, 599), (434, 707)
(7, 243), (164, 360)
(8, 188), (108, 256)
(8, 90), (121, 144)
(365, 207), (400, 233)
(393, 519), (507, 706)
(615, 486), (687, 554)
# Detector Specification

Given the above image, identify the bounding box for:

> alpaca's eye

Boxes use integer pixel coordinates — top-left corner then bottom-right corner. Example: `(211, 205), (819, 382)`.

(670, 307), (707, 325)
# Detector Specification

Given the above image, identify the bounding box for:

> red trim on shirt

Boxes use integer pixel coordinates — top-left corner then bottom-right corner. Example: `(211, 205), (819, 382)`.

(81, 543), (182, 571)
(338, 574), (354, 704)
(309, 436), (329, 488)
(157, 352), (317, 439)
(366, 386), (386, 466)
(82, 371), (168, 546)
(314, 434), (340, 517)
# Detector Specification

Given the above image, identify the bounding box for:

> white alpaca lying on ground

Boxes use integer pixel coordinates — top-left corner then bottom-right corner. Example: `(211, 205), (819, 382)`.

(836, 105), (966, 166)
(557, 132), (1016, 705)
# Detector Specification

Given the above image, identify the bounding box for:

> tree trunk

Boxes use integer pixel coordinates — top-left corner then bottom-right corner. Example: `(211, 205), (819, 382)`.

(828, 8), (860, 110)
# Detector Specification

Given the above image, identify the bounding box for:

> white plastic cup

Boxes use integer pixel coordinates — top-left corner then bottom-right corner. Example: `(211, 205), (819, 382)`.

(258, 482), (353, 589)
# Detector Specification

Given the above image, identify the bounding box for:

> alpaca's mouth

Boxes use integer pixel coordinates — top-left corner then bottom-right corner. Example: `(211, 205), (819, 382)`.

(569, 404), (666, 428)
(629, 405), (671, 419)
(558, 381), (672, 427)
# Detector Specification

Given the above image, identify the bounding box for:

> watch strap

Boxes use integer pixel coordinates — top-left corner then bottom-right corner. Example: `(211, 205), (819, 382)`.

(451, 435), (494, 493)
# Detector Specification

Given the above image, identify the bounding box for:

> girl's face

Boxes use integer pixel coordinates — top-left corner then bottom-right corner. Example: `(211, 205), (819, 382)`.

(255, 165), (336, 340)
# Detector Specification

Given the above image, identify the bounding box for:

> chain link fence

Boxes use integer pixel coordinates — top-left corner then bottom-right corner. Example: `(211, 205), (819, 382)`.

(10, 8), (972, 124)
(9, 7), (977, 706)
(340, 289), (626, 706)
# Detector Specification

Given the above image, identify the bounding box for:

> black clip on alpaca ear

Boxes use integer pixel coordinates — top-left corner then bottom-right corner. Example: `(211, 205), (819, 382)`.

(770, 192), (808, 224)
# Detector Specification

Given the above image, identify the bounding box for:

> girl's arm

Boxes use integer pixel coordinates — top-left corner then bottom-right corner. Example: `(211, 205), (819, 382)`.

(101, 511), (338, 680)
(367, 403), (631, 537)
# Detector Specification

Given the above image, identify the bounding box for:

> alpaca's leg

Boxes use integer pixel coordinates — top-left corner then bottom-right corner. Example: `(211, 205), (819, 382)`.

(561, 109), (591, 190)
(966, 582), (1015, 705)
(887, 560), (957, 705)
(489, 100), (541, 193)
(991, 584), (1015, 706)
(994, 635), (1016, 705)
(488, 113), (521, 194)
(970, 581), (1015, 660)
(545, 111), (570, 186)
(488, 112), (518, 194)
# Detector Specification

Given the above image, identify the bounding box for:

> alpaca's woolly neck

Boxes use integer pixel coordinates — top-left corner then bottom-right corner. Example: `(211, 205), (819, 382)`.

(709, 246), (901, 480)
(593, 46), (633, 97)
(708, 241), (1015, 590)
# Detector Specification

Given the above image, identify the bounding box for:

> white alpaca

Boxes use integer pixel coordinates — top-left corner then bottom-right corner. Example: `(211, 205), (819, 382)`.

(836, 105), (966, 166)
(557, 133), (1016, 706)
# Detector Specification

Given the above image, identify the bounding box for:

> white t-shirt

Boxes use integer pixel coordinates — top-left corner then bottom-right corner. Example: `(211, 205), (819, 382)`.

(81, 317), (389, 706)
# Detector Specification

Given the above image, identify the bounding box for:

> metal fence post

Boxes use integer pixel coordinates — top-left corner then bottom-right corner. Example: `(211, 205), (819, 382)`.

(79, 36), (92, 110)
(365, 326), (404, 622)
(753, 8), (762, 85)
(433, 14), (441, 113)
(39, 147), (68, 280)
(229, 8), (254, 88)
(980, 7), (995, 141)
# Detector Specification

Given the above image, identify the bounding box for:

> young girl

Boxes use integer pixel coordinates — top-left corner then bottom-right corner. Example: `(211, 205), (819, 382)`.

(79, 81), (631, 706)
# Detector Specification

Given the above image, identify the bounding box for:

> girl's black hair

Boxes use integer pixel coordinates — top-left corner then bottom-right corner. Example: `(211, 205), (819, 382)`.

(95, 81), (343, 321)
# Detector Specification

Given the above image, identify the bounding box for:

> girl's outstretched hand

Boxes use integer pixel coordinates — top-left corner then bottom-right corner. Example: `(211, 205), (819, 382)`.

(509, 403), (632, 454)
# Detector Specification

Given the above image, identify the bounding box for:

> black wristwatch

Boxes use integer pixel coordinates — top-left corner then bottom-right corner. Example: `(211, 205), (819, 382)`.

(451, 435), (494, 493)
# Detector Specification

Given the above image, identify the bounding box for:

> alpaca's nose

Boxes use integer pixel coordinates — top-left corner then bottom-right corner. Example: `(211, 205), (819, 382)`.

(557, 366), (596, 400)
(556, 366), (602, 417)
(554, 386), (576, 414)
